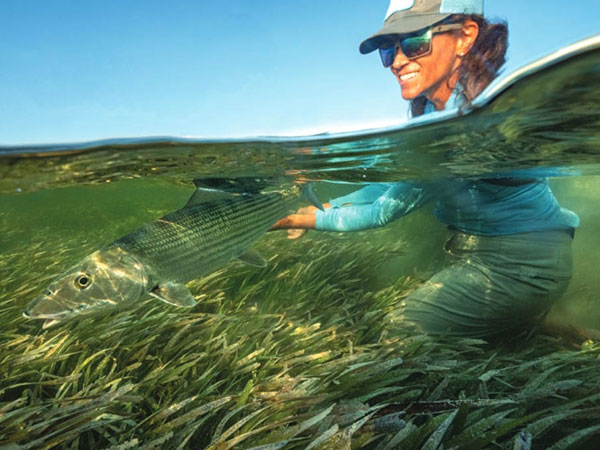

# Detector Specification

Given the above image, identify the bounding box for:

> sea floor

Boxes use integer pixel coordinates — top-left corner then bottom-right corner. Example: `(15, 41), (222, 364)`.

(1, 197), (599, 448)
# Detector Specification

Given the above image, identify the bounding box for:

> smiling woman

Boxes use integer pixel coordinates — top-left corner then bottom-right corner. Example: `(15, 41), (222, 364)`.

(384, 21), (474, 109)
(361, 2), (508, 112)
(272, 0), (579, 340)
(409, 16), (508, 114)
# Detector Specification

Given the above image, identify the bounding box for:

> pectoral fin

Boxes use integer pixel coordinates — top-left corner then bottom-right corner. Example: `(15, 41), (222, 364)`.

(149, 282), (196, 307)
(238, 248), (267, 267)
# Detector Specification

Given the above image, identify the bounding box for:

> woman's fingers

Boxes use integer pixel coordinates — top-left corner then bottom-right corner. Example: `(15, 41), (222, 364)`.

(287, 229), (308, 240)
(296, 205), (319, 215)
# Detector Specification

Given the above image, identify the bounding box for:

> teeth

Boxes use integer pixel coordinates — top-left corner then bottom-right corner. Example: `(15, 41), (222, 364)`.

(400, 72), (418, 82)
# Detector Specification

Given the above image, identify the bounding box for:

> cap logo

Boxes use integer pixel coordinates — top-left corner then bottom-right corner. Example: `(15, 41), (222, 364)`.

(384, 0), (416, 20)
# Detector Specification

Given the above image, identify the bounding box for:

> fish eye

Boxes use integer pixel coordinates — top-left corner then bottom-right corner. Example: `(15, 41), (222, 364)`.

(74, 274), (92, 290)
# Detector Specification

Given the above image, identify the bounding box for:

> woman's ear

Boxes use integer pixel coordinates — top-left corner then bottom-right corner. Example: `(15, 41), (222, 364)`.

(457, 19), (480, 56)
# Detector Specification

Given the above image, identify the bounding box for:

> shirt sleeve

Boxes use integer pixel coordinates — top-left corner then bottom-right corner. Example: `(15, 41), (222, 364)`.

(329, 183), (395, 207)
(315, 182), (435, 231)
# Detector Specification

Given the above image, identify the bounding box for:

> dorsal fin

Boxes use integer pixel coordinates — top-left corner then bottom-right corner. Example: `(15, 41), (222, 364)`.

(184, 188), (235, 208)
(192, 177), (272, 194)
(186, 177), (278, 208)
(302, 184), (324, 211)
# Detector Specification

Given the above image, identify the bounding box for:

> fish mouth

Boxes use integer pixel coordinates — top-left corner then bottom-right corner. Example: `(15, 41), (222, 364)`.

(22, 310), (70, 329)
(23, 295), (73, 329)
(42, 318), (64, 329)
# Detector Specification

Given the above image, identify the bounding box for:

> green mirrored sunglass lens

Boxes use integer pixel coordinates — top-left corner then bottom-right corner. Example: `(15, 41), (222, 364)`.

(378, 29), (433, 67)
(401, 36), (431, 58)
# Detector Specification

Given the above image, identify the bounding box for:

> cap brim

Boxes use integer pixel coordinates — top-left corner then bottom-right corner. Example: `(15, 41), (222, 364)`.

(359, 13), (452, 54)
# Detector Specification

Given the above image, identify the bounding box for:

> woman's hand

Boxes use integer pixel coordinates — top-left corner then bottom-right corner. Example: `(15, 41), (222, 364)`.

(271, 204), (329, 239)
(293, 205), (322, 217)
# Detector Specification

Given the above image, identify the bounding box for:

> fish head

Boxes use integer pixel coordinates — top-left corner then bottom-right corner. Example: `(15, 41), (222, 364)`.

(24, 247), (148, 328)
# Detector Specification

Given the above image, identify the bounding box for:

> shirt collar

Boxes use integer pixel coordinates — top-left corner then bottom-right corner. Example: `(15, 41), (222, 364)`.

(424, 84), (466, 114)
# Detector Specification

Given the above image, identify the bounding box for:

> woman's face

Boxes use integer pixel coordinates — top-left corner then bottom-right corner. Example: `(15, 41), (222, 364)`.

(390, 21), (478, 109)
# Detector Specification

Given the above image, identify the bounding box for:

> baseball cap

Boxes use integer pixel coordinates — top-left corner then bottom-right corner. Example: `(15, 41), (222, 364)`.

(359, 0), (484, 54)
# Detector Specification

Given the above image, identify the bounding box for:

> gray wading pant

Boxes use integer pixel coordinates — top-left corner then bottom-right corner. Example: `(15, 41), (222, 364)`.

(394, 230), (574, 339)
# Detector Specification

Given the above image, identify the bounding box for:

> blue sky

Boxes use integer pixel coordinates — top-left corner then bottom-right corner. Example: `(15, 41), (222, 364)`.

(1, 0), (599, 145)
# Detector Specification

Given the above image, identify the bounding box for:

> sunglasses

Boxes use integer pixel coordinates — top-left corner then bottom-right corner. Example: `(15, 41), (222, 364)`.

(378, 23), (464, 67)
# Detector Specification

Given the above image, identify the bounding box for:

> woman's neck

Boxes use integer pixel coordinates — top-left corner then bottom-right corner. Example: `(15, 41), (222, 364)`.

(426, 69), (460, 111)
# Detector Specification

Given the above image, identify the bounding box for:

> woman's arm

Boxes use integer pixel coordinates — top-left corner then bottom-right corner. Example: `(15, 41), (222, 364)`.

(316, 182), (429, 231)
(328, 183), (394, 207)
(270, 183), (392, 235)
(272, 182), (435, 235)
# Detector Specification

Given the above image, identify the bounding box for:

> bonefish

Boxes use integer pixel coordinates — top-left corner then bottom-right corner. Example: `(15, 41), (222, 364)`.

(24, 178), (320, 328)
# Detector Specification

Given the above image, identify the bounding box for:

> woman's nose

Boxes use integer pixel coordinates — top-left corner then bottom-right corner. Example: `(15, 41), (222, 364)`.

(392, 47), (409, 69)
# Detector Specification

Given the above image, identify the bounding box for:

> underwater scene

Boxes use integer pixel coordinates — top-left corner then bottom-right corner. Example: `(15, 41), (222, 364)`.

(1, 37), (600, 449)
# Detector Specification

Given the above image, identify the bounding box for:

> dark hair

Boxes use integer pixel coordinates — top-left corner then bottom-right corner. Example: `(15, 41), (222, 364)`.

(410, 15), (508, 117)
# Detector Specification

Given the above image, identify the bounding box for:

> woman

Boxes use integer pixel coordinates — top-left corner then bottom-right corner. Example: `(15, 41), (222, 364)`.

(272, 0), (579, 339)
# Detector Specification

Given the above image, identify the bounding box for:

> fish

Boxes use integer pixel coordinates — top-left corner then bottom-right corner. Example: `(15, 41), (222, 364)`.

(24, 178), (320, 328)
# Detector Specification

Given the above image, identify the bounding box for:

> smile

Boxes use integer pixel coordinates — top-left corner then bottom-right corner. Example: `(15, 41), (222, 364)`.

(399, 72), (419, 82)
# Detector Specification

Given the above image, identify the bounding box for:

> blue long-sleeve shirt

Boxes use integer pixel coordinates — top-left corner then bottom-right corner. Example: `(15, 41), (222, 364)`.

(316, 178), (579, 235)
(315, 89), (580, 236)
